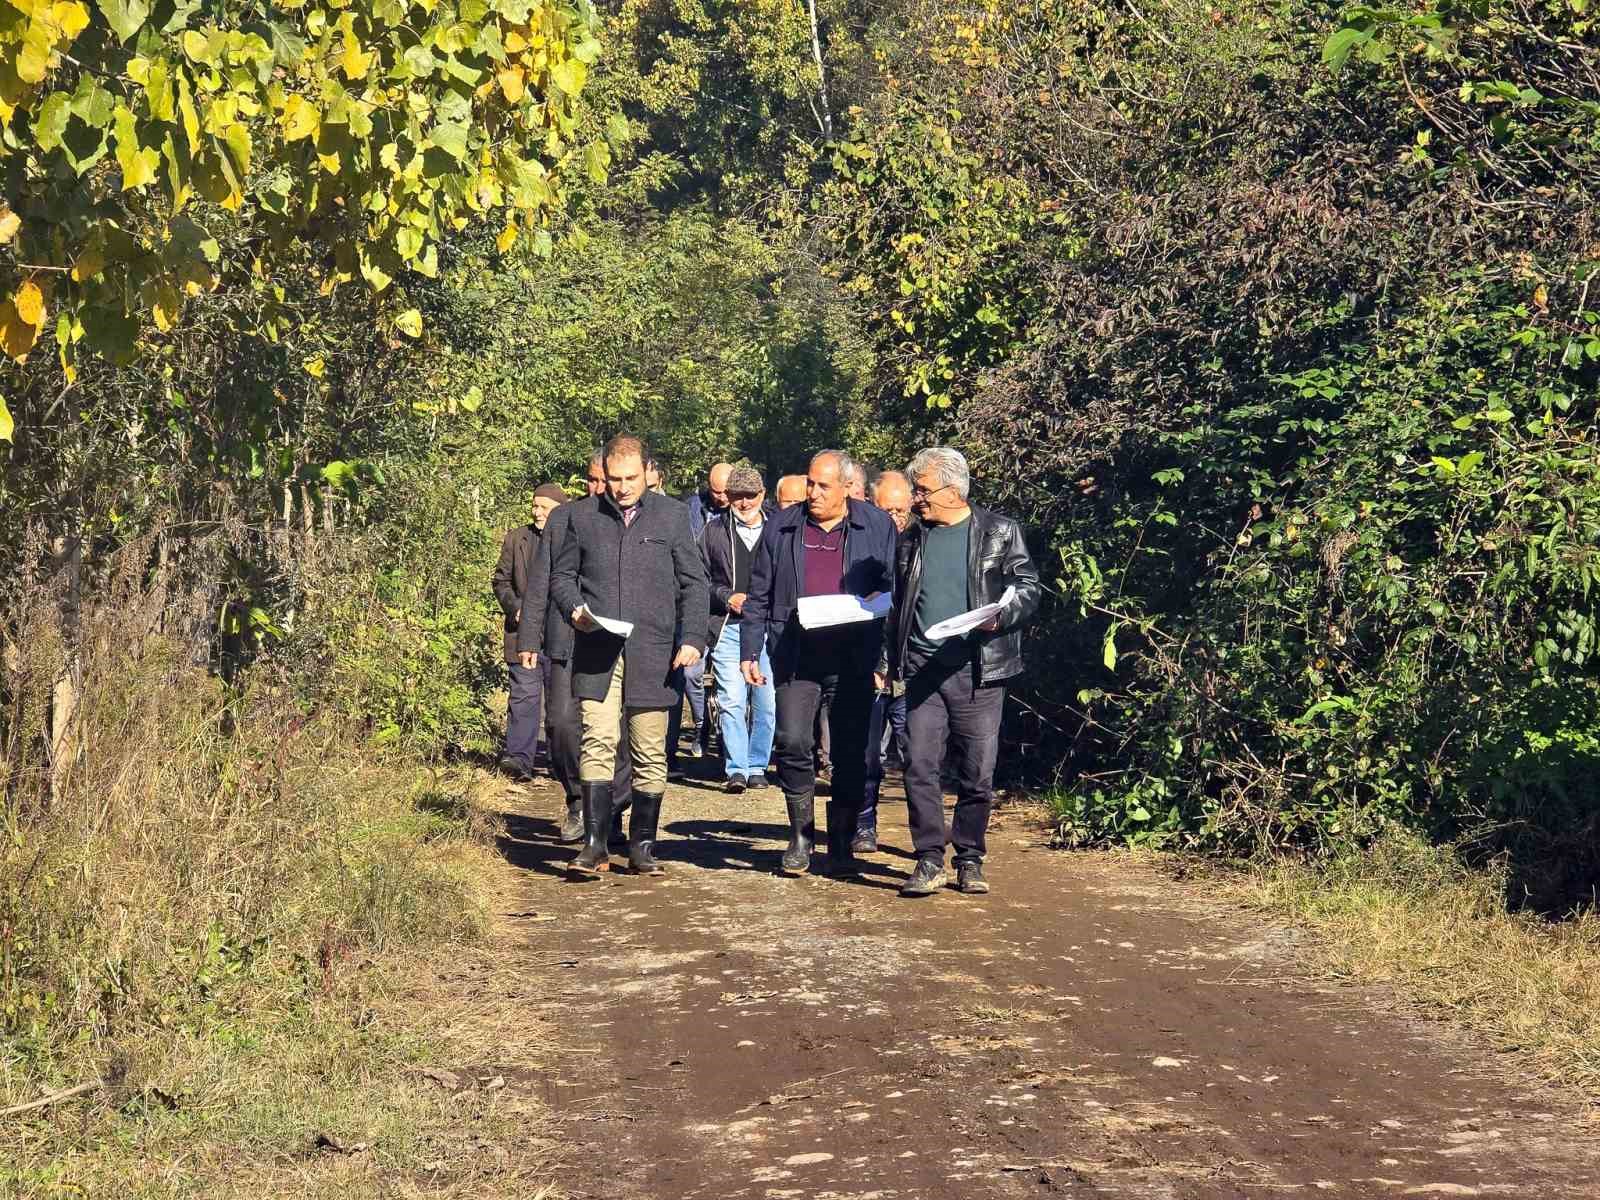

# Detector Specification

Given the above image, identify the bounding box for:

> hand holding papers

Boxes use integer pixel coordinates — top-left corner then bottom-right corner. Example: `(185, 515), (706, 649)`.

(577, 605), (634, 638)
(797, 591), (893, 630)
(923, 586), (1017, 641)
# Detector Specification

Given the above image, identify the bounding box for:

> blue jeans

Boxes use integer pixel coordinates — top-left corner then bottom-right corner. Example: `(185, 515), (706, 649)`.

(862, 691), (907, 828)
(711, 621), (775, 778)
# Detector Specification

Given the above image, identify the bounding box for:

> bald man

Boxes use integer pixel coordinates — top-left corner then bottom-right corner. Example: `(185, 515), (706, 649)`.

(775, 475), (807, 510)
(857, 470), (914, 852)
(689, 461), (734, 539)
(741, 450), (898, 877)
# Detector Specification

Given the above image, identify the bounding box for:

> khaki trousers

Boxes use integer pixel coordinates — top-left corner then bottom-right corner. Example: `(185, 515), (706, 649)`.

(579, 656), (669, 792)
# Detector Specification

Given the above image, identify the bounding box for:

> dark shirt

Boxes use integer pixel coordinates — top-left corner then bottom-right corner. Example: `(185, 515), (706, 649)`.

(800, 518), (847, 597)
(909, 518), (972, 668)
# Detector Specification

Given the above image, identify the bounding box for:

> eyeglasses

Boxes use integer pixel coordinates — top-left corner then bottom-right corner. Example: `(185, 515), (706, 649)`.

(911, 483), (955, 500)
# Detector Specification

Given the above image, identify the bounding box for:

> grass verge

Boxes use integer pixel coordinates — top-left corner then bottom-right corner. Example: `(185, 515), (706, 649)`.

(1, 621), (572, 1197)
(1215, 829), (1600, 1096)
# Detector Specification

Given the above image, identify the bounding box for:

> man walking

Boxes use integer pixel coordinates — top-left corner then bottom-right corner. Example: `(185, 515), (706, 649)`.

(519, 457), (632, 843)
(888, 447), (1040, 897)
(701, 465), (776, 793)
(493, 484), (566, 779)
(742, 450), (896, 877)
(856, 470), (914, 852)
(688, 462), (733, 539)
(550, 435), (708, 877)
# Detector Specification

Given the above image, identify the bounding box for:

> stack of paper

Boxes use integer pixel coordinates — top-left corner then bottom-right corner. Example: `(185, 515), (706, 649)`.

(923, 586), (1017, 641)
(797, 591), (893, 630)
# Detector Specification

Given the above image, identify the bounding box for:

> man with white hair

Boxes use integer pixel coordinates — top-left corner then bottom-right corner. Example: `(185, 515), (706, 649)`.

(886, 446), (1040, 897)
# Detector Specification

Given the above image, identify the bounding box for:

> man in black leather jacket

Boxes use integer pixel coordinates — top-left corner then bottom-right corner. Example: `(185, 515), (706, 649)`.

(884, 447), (1041, 897)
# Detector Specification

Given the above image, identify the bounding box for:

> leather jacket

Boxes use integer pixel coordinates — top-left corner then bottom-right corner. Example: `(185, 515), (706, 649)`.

(886, 505), (1041, 685)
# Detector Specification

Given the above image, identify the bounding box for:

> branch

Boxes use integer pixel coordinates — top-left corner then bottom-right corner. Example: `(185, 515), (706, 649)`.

(1, 1080), (101, 1118)
(806, 0), (834, 143)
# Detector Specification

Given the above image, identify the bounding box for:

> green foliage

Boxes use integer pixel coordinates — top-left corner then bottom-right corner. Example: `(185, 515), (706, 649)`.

(817, 0), (1600, 904)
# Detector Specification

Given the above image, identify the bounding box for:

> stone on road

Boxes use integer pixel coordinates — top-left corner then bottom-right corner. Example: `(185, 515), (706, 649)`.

(494, 776), (1600, 1198)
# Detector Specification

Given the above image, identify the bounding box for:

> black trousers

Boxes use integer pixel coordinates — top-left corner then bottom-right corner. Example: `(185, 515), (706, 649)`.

(903, 657), (1005, 862)
(548, 657), (630, 800)
(773, 637), (874, 810)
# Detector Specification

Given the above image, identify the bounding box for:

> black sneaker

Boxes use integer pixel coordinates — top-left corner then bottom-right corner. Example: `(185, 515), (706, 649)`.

(850, 826), (878, 854)
(725, 774), (747, 794)
(745, 772), (769, 790)
(900, 856), (947, 897)
(956, 861), (989, 894)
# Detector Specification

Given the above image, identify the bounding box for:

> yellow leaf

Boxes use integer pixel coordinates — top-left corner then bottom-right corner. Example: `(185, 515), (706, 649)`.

(498, 67), (525, 103)
(504, 29), (527, 52)
(496, 221), (517, 253)
(149, 279), (180, 331)
(1533, 284), (1549, 311)
(303, 355), (325, 377)
(14, 281), (45, 327)
(0, 301), (40, 361)
(395, 308), (422, 337)
(317, 150), (341, 175)
(341, 25), (372, 80)
(53, 1), (90, 39)
(0, 209), (20, 245)
(280, 94), (320, 141)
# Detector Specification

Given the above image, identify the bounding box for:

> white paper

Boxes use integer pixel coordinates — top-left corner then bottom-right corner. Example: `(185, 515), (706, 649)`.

(797, 591), (893, 630)
(579, 605), (634, 638)
(923, 586), (1016, 641)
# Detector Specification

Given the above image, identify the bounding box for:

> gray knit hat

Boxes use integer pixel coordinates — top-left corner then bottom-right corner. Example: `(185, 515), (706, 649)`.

(726, 465), (764, 494)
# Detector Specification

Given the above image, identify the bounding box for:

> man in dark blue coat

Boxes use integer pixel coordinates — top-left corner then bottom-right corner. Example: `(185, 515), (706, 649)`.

(740, 450), (897, 878)
(550, 435), (709, 877)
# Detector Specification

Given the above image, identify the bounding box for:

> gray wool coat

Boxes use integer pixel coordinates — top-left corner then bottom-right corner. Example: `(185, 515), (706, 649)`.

(548, 491), (710, 708)
(491, 523), (538, 664)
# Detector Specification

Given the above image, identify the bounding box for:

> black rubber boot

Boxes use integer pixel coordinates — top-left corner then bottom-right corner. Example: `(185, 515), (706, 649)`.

(778, 792), (815, 876)
(558, 794), (583, 844)
(627, 791), (667, 876)
(609, 794), (631, 849)
(569, 782), (613, 877)
(824, 801), (862, 877)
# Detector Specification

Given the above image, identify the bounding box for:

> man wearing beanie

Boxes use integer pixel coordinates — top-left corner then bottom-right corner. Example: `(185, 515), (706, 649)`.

(700, 464), (776, 793)
(493, 483), (567, 779)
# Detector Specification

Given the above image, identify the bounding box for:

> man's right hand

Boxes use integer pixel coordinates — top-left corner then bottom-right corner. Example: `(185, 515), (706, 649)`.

(741, 659), (766, 687)
(727, 591), (747, 614)
(519, 651), (538, 669)
(571, 605), (600, 632)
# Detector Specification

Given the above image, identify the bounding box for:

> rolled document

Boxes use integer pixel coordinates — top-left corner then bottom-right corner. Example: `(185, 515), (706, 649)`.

(797, 591), (893, 630)
(922, 586), (1017, 641)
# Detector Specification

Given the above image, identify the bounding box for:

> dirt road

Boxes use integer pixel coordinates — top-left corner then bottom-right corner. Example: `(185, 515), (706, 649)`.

(492, 772), (1599, 1199)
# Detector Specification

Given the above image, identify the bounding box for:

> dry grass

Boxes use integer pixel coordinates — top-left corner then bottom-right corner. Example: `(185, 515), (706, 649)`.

(0, 594), (573, 1197)
(1215, 829), (1600, 1095)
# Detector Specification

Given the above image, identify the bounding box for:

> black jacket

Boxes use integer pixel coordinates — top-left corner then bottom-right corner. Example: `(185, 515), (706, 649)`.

(887, 505), (1041, 685)
(549, 491), (710, 708)
(741, 498), (898, 683)
(515, 503), (575, 663)
(699, 506), (775, 633)
(491, 523), (537, 664)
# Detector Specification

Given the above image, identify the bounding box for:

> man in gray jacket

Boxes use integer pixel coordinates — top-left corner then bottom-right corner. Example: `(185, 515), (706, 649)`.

(492, 484), (565, 778)
(550, 434), (709, 877)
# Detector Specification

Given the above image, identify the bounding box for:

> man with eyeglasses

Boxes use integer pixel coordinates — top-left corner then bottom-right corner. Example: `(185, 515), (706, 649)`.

(700, 465), (777, 793)
(741, 449), (897, 877)
(886, 447), (1040, 897)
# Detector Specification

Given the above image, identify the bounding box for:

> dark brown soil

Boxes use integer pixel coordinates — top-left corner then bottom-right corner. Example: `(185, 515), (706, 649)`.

(494, 773), (1600, 1199)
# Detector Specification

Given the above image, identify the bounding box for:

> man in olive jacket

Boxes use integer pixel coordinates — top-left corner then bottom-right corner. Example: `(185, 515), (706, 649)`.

(886, 446), (1041, 898)
(549, 435), (709, 877)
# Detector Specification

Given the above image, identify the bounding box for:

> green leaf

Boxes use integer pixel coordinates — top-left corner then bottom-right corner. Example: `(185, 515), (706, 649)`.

(428, 121), (470, 161)
(0, 395), (13, 442)
(1102, 621), (1121, 671)
(1322, 26), (1371, 72)
(395, 308), (423, 337)
(96, 0), (151, 44)
(34, 92), (72, 153)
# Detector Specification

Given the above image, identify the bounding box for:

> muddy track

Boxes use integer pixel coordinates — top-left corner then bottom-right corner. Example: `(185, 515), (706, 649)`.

(492, 772), (1599, 1199)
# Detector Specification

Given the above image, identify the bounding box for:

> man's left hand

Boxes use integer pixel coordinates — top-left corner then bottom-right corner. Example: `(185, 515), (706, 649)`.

(978, 615), (1001, 633)
(672, 645), (702, 669)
